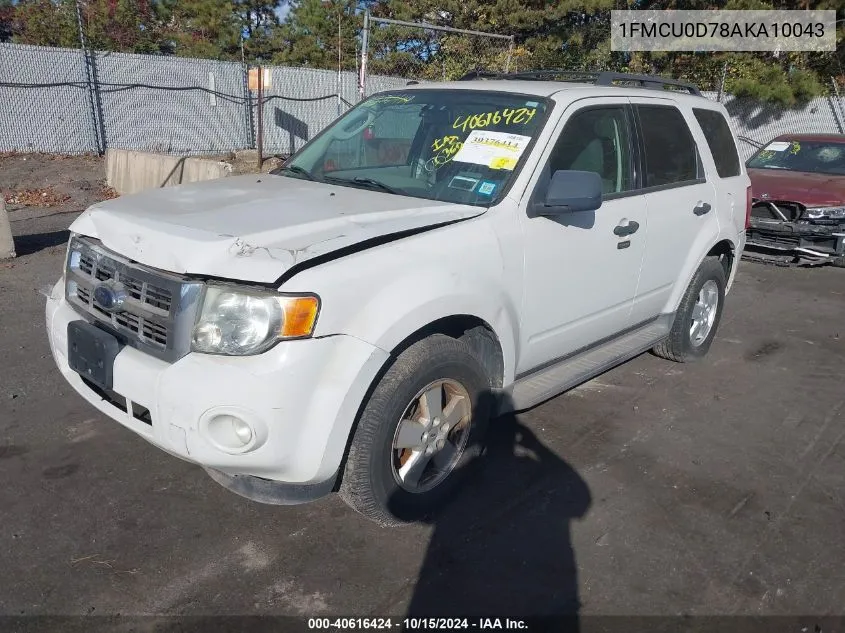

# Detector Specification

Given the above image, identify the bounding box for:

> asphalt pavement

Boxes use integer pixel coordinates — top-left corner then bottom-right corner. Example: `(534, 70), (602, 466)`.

(2, 211), (844, 624)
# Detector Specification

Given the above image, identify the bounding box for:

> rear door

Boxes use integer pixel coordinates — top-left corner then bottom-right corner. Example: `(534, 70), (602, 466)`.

(628, 98), (720, 323)
(691, 106), (748, 239)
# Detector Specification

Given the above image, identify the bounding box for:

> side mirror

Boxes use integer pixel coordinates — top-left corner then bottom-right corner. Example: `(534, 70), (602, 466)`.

(534, 170), (603, 216)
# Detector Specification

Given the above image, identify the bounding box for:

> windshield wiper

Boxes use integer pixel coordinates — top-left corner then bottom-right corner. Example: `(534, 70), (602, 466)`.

(277, 164), (315, 181)
(325, 176), (402, 195)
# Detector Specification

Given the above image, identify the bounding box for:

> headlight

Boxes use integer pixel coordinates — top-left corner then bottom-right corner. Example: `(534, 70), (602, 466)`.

(191, 286), (320, 356)
(805, 206), (845, 220)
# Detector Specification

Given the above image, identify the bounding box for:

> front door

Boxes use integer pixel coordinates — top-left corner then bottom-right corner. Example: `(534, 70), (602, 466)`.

(517, 99), (647, 375)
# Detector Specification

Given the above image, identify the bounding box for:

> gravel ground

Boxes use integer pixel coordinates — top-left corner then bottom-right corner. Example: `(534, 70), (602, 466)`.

(1, 157), (844, 628)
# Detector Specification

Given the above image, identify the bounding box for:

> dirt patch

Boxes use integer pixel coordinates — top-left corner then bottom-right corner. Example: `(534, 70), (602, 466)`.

(5, 188), (71, 208)
(0, 153), (110, 215)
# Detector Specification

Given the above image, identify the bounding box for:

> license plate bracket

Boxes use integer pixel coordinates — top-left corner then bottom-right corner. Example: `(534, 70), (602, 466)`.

(67, 320), (122, 390)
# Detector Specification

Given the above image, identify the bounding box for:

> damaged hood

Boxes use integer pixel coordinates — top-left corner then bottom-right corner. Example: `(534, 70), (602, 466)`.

(70, 174), (485, 283)
(748, 168), (845, 207)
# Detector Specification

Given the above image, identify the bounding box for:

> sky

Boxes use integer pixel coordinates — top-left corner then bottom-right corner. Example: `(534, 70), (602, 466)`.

(275, 2), (292, 22)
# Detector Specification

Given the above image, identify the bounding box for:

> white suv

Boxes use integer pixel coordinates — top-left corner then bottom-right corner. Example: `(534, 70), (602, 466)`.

(46, 72), (750, 526)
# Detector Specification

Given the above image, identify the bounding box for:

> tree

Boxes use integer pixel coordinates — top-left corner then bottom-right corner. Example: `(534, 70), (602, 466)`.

(608, 0), (845, 104)
(271, 0), (361, 69)
(158, 0), (243, 59)
(10, 0), (171, 53)
(234, 0), (281, 61)
(4, 0), (843, 107)
(77, 0), (170, 53)
(12, 0), (80, 48)
(0, 0), (14, 42)
(7, 0), (285, 59)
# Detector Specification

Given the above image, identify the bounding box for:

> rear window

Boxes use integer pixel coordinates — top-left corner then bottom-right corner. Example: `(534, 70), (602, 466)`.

(636, 105), (699, 187)
(693, 108), (740, 178)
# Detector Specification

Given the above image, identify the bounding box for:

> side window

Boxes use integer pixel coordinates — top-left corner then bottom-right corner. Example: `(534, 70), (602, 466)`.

(692, 108), (741, 178)
(637, 105), (699, 187)
(546, 106), (634, 195)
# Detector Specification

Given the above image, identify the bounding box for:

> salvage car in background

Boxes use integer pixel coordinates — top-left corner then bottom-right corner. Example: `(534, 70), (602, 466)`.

(746, 133), (845, 267)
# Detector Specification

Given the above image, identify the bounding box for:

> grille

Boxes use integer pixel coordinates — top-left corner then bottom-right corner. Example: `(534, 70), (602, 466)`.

(65, 236), (202, 362)
(78, 250), (172, 315)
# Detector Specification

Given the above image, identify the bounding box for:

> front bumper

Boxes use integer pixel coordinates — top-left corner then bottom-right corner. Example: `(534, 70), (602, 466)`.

(46, 281), (389, 493)
(745, 217), (845, 264)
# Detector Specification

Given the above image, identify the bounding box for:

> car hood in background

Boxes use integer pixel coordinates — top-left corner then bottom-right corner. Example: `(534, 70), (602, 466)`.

(69, 174), (485, 284)
(747, 168), (845, 207)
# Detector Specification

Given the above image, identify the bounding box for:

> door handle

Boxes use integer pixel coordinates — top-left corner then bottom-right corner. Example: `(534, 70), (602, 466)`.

(693, 202), (712, 216)
(613, 220), (640, 237)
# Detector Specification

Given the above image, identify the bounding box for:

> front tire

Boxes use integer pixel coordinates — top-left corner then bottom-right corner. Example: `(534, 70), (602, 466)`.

(652, 256), (726, 363)
(338, 334), (491, 527)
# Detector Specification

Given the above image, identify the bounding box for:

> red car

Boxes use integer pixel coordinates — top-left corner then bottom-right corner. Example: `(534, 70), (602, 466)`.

(746, 133), (845, 267)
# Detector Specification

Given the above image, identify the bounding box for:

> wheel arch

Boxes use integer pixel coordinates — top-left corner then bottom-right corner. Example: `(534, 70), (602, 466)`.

(332, 312), (508, 493)
(664, 234), (738, 315)
(387, 315), (506, 389)
(707, 238), (736, 281)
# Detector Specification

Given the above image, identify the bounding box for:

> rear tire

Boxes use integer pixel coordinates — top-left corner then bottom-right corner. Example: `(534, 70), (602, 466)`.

(338, 334), (491, 527)
(652, 256), (726, 363)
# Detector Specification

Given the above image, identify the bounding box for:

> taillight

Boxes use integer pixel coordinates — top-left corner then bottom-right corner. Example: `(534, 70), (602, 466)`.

(745, 185), (753, 229)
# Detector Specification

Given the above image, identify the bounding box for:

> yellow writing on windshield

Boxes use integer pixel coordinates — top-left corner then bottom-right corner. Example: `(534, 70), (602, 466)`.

(427, 134), (464, 169)
(366, 95), (414, 106)
(452, 107), (537, 133)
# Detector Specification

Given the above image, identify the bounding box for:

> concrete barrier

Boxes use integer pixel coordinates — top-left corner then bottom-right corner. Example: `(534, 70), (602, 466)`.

(105, 149), (233, 196)
(0, 198), (16, 259)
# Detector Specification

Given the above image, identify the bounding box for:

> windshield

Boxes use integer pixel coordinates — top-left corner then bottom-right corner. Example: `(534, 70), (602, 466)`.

(273, 89), (551, 206)
(747, 139), (845, 176)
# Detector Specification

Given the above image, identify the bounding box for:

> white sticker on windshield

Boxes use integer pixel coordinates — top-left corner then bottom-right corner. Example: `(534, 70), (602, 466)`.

(452, 130), (532, 171)
(764, 141), (791, 152)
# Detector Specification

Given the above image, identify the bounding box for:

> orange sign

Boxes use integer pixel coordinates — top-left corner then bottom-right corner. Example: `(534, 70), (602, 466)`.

(248, 68), (271, 91)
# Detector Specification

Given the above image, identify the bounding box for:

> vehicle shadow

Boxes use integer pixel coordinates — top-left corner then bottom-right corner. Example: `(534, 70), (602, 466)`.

(397, 392), (592, 631)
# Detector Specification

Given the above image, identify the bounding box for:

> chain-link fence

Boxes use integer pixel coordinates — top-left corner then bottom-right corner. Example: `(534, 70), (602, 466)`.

(706, 89), (845, 161)
(359, 15), (515, 95)
(3, 39), (845, 163)
(0, 43), (252, 155)
(0, 42), (404, 157)
(0, 43), (100, 154)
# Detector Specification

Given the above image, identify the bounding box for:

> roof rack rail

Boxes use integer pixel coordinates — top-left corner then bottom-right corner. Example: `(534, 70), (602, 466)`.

(457, 69), (702, 96)
(595, 72), (701, 96)
(458, 69), (600, 82)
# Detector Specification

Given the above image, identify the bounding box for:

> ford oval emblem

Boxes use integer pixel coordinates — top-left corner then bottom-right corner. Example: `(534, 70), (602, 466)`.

(92, 280), (127, 313)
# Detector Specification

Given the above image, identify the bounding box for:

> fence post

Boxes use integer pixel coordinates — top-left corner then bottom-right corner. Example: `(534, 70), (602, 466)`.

(829, 77), (845, 134)
(717, 61), (728, 102)
(504, 36), (515, 73)
(359, 9), (369, 101)
(241, 39), (255, 150)
(74, 0), (104, 154)
(257, 65), (264, 169)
